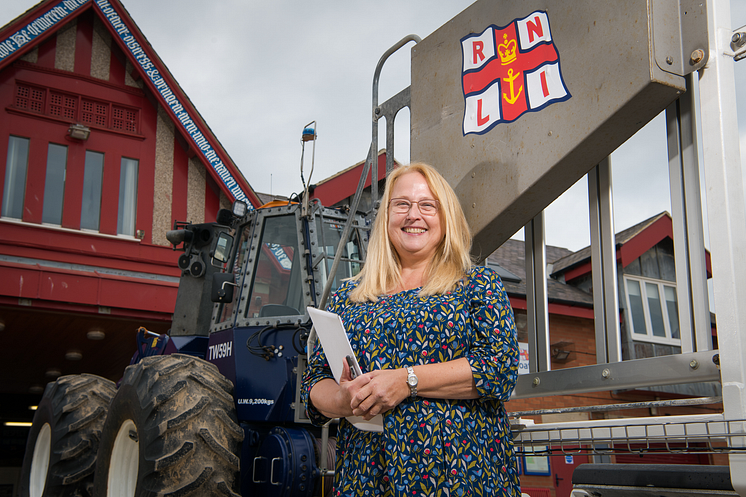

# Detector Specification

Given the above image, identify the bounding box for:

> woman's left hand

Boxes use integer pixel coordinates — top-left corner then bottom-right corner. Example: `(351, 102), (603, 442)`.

(350, 368), (410, 419)
(350, 359), (479, 419)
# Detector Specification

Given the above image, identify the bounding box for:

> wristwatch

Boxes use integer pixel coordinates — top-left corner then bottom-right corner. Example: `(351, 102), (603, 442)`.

(406, 366), (418, 398)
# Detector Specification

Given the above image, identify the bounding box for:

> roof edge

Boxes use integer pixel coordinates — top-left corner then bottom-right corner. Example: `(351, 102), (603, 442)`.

(92, 0), (261, 208)
(1, 0), (262, 209)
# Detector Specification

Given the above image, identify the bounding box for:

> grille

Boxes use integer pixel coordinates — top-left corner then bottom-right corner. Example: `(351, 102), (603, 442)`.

(15, 84), (45, 113)
(112, 106), (137, 132)
(14, 82), (139, 133)
(50, 91), (77, 119)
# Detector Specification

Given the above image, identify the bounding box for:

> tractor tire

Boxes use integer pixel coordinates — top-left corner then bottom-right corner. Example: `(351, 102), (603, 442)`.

(92, 354), (243, 497)
(17, 374), (116, 497)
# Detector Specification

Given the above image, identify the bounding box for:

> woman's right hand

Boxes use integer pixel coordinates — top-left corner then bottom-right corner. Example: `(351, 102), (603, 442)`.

(310, 360), (371, 418)
(336, 359), (372, 415)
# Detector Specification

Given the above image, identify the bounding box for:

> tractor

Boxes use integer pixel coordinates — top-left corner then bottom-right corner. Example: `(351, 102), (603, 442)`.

(18, 179), (372, 496)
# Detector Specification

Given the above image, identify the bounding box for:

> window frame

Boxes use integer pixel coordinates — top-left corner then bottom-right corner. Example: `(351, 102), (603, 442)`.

(41, 142), (68, 226)
(623, 275), (681, 346)
(117, 156), (138, 237)
(242, 213), (302, 321)
(228, 205), (313, 330)
(80, 150), (105, 232)
(2, 135), (30, 220)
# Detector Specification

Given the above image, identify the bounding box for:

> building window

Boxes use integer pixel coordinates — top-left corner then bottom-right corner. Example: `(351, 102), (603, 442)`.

(2, 135), (30, 219)
(117, 157), (138, 236)
(81, 151), (104, 231)
(42, 143), (68, 225)
(624, 276), (680, 345)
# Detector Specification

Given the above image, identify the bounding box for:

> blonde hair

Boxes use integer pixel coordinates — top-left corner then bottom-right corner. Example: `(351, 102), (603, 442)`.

(349, 163), (472, 302)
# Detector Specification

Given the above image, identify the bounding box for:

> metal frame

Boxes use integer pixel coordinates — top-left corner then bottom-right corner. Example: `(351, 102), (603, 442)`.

(210, 207), (259, 333)
(368, 34), (421, 204)
(524, 214), (551, 373)
(508, 4), (746, 495)
(698, 0), (746, 494)
(512, 349), (719, 399)
(513, 86), (722, 395)
(506, 12), (746, 495)
(513, 413), (746, 456)
(511, 396), (722, 418)
(311, 207), (369, 296)
(589, 157), (622, 364)
(666, 73), (712, 354)
(227, 202), (314, 329)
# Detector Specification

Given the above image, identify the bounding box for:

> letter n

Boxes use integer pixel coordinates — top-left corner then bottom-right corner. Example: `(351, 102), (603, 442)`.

(526, 16), (544, 43)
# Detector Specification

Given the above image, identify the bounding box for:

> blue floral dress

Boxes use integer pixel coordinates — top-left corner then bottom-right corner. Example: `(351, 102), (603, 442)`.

(302, 266), (520, 497)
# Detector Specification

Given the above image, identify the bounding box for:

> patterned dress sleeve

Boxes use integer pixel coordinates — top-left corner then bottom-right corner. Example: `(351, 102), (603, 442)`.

(465, 266), (519, 401)
(300, 281), (351, 426)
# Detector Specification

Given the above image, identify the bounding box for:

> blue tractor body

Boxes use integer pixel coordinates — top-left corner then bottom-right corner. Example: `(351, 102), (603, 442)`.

(146, 199), (369, 496)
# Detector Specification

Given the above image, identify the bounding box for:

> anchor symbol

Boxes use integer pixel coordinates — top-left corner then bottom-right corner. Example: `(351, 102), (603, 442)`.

(503, 68), (523, 105)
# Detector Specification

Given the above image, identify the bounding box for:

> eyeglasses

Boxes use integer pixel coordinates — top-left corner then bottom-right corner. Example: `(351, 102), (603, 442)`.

(389, 198), (440, 216)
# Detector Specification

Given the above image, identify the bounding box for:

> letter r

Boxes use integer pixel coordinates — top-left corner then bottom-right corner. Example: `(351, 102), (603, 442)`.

(473, 41), (485, 64)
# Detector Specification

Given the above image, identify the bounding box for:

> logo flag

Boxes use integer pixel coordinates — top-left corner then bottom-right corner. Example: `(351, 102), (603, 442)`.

(461, 10), (571, 135)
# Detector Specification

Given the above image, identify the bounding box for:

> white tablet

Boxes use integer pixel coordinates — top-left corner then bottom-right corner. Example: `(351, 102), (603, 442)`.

(307, 307), (383, 432)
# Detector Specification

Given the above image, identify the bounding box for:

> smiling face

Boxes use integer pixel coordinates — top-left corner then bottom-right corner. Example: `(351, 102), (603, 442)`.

(387, 172), (444, 268)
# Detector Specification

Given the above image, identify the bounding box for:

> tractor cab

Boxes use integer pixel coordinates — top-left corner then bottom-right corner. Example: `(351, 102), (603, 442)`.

(210, 199), (369, 333)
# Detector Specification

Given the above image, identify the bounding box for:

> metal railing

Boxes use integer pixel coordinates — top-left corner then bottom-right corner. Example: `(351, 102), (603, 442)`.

(512, 413), (746, 456)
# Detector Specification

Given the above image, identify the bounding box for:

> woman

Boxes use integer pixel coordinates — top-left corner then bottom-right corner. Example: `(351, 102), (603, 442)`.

(302, 163), (520, 496)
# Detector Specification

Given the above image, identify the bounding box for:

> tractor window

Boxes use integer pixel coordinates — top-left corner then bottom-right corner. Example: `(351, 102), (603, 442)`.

(215, 224), (252, 325)
(316, 218), (364, 294)
(245, 214), (303, 318)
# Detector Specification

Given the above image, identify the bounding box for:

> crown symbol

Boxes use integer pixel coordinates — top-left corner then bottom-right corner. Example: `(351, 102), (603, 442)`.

(498, 33), (517, 65)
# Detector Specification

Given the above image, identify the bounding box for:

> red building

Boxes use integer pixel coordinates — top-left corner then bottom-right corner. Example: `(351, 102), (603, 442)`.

(0, 0), (260, 471)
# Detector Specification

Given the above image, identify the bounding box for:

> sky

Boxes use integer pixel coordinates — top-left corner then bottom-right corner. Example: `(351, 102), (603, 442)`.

(2, 0), (745, 252)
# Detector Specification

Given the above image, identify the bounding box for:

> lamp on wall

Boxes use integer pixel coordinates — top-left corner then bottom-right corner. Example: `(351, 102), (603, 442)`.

(550, 341), (574, 362)
(68, 123), (91, 140)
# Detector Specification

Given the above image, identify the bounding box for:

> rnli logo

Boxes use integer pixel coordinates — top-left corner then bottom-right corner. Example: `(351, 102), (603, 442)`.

(461, 11), (571, 135)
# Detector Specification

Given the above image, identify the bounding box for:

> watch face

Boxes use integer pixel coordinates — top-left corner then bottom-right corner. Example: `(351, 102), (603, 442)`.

(408, 376), (417, 387)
